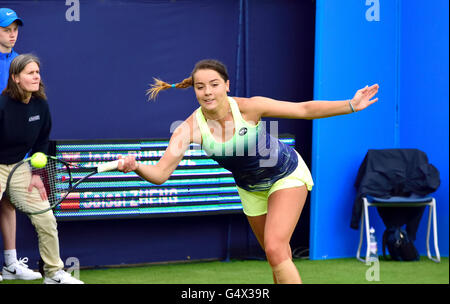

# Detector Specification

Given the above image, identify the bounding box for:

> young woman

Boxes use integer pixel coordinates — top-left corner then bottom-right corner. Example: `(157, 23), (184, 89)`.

(118, 59), (379, 284)
(0, 54), (83, 284)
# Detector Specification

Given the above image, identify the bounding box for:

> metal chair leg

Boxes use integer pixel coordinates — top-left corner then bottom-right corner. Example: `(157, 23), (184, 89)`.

(357, 205), (365, 262)
(363, 199), (371, 264)
(426, 201), (432, 260)
(429, 199), (440, 263)
(356, 198), (372, 264)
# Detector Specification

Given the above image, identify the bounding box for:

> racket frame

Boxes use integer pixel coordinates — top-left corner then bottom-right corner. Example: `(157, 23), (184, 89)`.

(6, 156), (119, 215)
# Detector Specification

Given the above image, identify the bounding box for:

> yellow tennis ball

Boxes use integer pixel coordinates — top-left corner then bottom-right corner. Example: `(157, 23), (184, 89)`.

(31, 152), (48, 169)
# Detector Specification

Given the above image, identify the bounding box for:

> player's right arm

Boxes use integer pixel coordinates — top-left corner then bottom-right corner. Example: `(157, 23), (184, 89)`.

(118, 113), (198, 185)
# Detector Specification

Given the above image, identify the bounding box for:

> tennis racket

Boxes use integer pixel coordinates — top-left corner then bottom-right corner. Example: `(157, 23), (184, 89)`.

(5, 155), (122, 215)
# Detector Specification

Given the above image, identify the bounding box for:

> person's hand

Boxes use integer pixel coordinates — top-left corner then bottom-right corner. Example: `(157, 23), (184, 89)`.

(27, 175), (48, 201)
(117, 155), (139, 173)
(350, 84), (379, 112)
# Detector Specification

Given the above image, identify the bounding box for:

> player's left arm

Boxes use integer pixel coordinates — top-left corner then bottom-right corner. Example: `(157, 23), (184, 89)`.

(241, 84), (379, 120)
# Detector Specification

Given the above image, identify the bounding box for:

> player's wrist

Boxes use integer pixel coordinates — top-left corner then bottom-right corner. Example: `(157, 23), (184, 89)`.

(349, 99), (356, 113)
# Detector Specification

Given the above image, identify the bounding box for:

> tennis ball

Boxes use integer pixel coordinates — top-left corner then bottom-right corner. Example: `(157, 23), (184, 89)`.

(31, 152), (48, 169)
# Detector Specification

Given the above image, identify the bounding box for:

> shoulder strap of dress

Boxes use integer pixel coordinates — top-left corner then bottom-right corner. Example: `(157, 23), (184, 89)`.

(228, 97), (246, 128)
(195, 107), (210, 138)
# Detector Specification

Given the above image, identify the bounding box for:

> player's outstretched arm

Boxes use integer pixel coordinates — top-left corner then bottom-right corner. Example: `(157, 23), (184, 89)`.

(243, 84), (379, 120)
(118, 118), (193, 185)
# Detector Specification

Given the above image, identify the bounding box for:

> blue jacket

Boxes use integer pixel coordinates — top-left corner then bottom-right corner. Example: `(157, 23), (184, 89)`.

(0, 49), (18, 92)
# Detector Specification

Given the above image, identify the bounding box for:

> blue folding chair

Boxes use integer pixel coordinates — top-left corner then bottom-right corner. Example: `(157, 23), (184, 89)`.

(356, 195), (440, 263)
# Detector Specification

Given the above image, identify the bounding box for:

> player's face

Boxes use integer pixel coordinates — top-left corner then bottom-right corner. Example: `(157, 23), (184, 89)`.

(14, 62), (41, 93)
(193, 69), (230, 111)
(0, 22), (19, 53)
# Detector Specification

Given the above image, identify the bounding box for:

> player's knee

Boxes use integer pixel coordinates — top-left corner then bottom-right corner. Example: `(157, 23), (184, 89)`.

(264, 239), (290, 266)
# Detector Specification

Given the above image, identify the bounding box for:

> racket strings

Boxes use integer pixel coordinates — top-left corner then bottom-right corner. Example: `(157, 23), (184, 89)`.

(7, 158), (72, 214)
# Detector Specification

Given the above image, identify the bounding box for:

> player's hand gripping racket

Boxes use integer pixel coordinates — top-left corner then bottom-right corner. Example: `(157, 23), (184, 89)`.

(5, 154), (122, 215)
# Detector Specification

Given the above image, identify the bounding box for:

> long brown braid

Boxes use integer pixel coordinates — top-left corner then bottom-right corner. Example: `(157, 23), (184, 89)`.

(146, 59), (229, 100)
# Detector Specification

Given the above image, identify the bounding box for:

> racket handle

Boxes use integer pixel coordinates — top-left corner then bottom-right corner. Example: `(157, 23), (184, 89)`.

(97, 159), (123, 173)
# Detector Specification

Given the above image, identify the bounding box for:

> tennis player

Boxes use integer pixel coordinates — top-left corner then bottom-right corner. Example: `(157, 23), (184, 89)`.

(0, 54), (83, 284)
(118, 59), (379, 284)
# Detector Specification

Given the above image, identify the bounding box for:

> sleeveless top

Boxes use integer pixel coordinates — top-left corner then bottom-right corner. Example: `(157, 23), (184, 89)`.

(195, 97), (298, 192)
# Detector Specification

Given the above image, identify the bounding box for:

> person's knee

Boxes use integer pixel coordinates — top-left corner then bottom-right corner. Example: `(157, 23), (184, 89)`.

(264, 238), (290, 266)
(29, 212), (58, 234)
(0, 199), (16, 212)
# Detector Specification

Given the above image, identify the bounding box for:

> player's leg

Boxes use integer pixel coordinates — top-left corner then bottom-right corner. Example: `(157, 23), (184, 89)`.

(247, 214), (266, 249)
(239, 185), (302, 284)
(247, 211), (294, 284)
(239, 187), (277, 283)
(264, 185), (308, 284)
(247, 214), (279, 282)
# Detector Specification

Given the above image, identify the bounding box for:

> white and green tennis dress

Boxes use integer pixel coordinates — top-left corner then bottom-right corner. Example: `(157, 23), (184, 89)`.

(196, 97), (314, 216)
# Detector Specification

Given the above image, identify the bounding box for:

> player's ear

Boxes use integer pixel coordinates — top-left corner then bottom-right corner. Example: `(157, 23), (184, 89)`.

(226, 80), (230, 93)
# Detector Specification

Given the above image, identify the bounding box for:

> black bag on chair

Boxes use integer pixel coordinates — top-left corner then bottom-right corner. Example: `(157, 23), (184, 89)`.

(382, 227), (420, 261)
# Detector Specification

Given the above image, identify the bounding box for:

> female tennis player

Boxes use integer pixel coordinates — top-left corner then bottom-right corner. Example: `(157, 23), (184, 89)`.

(118, 59), (379, 284)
